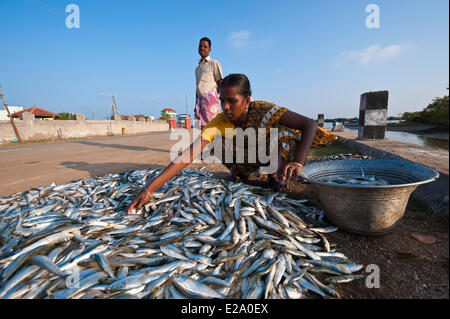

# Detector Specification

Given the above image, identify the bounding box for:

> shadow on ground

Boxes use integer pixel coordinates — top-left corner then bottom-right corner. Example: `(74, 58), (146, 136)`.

(74, 140), (170, 153)
(60, 161), (167, 178)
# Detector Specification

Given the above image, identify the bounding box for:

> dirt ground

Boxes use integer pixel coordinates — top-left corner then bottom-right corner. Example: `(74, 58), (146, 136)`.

(332, 206), (449, 299)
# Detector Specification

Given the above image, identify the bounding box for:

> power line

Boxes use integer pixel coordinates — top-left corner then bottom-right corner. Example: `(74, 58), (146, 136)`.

(109, 94), (119, 119)
(0, 86), (23, 142)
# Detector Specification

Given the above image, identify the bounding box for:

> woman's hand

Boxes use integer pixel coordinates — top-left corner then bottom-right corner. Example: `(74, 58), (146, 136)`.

(278, 110), (317, 167)
(125, 138), (210, 215)
(126, 189), (153, 215)
(278, 162), (303, 184)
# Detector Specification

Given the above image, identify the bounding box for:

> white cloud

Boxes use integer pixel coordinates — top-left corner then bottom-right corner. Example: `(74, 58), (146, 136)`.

(336, 44), (405, 66)
(228, 30), (252, 49)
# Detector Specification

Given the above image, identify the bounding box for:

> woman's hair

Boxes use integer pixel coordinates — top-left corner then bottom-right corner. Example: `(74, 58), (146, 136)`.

(220, 74), (252, 98)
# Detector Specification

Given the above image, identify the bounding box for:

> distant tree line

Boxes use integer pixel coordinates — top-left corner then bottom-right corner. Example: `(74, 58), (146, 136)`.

(159, 114), (172, 123)
(401, 87), (449, 128)
(325, 116), (402, 122)
(56, 113), (75, 120)
(324, 117), (358, 123)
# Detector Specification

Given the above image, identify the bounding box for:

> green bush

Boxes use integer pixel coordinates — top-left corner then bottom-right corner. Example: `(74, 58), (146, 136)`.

(402, 88), (449, 128)
(159, 114), (172, 123)
(56, 113), (75, 120)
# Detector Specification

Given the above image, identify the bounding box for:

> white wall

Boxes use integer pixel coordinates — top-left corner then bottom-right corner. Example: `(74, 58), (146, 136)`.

(0, 112), (169, 144)
(0, 106), (23, 120)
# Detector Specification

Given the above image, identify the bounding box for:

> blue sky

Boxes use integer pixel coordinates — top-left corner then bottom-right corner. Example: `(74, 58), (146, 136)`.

(0, 0), (448, 119)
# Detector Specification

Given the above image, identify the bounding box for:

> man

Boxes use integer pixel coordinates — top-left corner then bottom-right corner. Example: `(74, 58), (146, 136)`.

(194, 37), (223, 129)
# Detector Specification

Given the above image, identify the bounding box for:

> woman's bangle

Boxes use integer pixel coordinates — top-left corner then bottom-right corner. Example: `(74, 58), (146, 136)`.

(143, 188), (153, 199)
(289, 162), (303, 169)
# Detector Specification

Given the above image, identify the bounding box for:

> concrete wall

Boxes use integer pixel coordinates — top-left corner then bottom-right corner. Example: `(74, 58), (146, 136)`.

(0, 112), (169, 144)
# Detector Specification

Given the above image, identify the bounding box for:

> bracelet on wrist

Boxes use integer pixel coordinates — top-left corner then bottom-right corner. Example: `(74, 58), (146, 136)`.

(143, 188), (153, 199)
(289, 162), (303, 168)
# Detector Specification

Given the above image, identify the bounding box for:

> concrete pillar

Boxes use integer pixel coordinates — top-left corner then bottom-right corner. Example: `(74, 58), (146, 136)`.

(358, 91), (389, 140)
(317, 114), (324, 128)
(185, 117), (191, 129)
(169, 118), (177, 129)
(138, 117), (145, 122)
(75, 113), (86, 121)
(113, 115), (121, 121)
(20, 111), (35, 121)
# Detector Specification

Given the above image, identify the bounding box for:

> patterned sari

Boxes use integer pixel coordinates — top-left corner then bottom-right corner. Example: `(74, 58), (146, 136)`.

(209, 100), (337, 179)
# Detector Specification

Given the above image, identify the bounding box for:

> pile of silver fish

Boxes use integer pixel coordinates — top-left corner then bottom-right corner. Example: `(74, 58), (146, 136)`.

(309, 154), (372, 163)
(0, 168), (364, 299)
(322, 168), (390, 186)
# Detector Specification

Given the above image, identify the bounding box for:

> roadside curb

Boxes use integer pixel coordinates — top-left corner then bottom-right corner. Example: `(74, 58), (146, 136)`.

(336, 136), (449, 217)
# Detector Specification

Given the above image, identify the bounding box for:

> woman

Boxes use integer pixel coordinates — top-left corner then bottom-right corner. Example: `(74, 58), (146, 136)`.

(127, 74), (336, 214)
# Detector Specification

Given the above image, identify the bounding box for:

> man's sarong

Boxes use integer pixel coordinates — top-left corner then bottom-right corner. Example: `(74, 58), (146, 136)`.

(194, 90), (220, 128)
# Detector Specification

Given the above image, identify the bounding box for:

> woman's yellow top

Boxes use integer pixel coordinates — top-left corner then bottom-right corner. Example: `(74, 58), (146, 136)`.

(200, 110), (337, 147)
(201, 113), (235, 142)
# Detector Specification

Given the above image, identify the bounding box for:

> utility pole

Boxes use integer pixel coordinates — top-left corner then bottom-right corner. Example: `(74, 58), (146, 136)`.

(0, 85), (22, 142)
(185, 94), (188, 116)
(110, 94), (119, 119)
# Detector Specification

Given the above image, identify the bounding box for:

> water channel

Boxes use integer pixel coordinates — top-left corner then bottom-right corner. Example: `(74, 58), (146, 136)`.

(324, 123), (449, 151)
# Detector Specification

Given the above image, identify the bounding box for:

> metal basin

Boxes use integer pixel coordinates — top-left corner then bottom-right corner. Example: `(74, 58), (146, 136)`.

(302, 159), (439, 235)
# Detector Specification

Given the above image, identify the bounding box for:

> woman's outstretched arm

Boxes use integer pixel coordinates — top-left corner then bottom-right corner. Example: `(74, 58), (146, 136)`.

(278, 110), (317, 165)
(126, 137), (210, 214)
(277, 110), (317, 182)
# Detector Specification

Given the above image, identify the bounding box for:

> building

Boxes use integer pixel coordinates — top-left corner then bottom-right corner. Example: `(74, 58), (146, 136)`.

(118, 115), (135, 121)
(0, 106), (23, 120)
(133, 114), (146, 121)
(176, 113), (190, 127)
(161, 108), (176, 119)
(10, 105), (60, 120)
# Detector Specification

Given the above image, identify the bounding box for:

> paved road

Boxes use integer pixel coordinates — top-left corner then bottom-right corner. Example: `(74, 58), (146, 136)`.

(0, 132), (228, 196)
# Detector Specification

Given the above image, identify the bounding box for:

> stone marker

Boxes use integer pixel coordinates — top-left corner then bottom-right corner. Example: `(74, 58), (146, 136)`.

(358, 91), (388, 140)
(317, 114), (324, 128)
